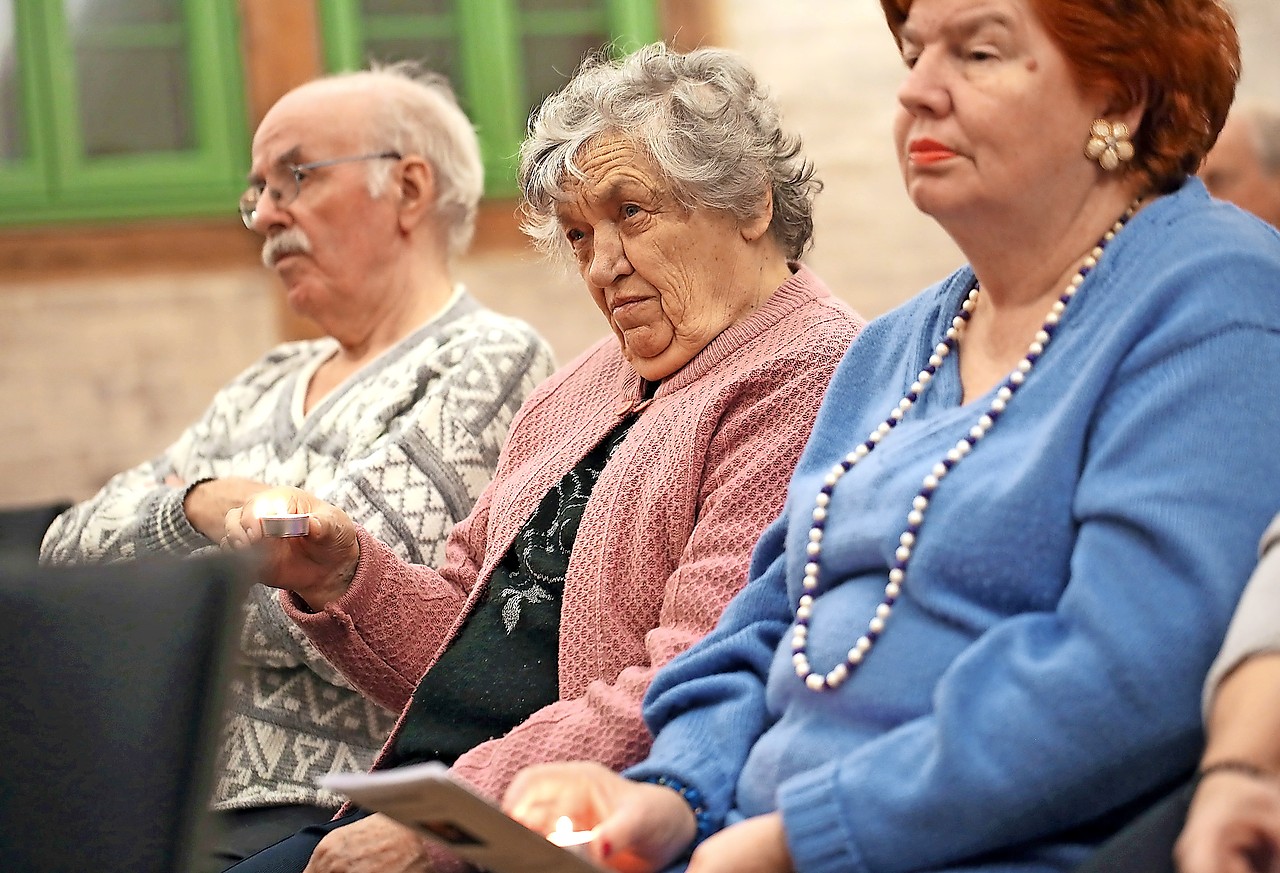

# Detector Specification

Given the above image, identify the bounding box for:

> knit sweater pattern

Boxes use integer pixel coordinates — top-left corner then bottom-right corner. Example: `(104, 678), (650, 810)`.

(283, 265), (862, 806)
(632, 179), (1280, 873)
(40, 291), (556, 811)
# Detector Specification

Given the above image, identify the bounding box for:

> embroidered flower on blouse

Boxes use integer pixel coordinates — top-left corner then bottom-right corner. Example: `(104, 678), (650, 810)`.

(499, 585), (553, 633)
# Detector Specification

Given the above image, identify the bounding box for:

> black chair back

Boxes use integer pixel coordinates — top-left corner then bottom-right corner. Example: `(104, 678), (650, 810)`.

(0, 553), (251, 872)
(0, 501), (71, 565)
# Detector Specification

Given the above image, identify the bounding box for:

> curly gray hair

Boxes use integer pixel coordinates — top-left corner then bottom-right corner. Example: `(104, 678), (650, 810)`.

(519, 42), (820, 262)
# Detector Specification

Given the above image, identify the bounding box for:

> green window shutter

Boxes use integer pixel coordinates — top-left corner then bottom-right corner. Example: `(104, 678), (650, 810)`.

(318, 0), (660, 198)
(0, 0), (53, 210)
(602, 0), (661, 53)
(0, 0), (249, 226)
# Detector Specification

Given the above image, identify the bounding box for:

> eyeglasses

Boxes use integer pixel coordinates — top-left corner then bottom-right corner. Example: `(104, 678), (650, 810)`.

(238, 151), (402, 229)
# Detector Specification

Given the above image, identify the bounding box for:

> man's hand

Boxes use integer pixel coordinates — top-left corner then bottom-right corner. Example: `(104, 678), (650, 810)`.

(223, 486), (360, 611)
(1176, 770), (1280, 873)
(176, 476), (273, 541)
(1179, 653), (1280, 873)
(303, 813), (433, 873)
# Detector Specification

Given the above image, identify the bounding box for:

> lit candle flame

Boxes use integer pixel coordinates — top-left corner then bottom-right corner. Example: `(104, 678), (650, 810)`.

(547, 815), (594, 849)
(254, 495), (291, 518)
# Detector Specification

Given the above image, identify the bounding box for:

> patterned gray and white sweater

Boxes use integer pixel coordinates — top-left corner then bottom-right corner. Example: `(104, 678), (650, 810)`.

(40, 290), (556, 811)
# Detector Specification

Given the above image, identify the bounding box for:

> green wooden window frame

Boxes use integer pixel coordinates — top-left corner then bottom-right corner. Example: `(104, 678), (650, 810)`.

(318, 0), (660, 197)
(0, 0), (248, 226)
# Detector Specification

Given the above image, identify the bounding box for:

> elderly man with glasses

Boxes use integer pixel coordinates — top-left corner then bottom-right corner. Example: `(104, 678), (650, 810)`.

(40, 63), (555, 868)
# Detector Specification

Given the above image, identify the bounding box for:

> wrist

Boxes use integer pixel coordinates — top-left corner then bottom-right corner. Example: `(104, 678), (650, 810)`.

(300, 549), (360, 612)
(1198, 759), (1277, 783)
(638, 774), (716, 852)
(179, 477), (218, 539)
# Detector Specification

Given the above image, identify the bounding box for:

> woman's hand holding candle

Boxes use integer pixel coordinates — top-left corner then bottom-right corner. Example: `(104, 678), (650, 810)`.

(223, 486), (360, 611)
(505, 761), (698, 872)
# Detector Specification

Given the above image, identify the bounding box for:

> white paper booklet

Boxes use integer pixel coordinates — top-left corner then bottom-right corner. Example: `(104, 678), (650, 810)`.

(321, 762), (604, 873)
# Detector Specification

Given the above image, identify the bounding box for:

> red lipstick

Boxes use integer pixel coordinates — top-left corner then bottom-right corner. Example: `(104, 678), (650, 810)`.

(908, 138), (958, 165)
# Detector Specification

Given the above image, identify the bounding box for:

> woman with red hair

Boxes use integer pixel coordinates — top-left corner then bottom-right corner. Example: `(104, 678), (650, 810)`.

(502, 0), (1280, 871)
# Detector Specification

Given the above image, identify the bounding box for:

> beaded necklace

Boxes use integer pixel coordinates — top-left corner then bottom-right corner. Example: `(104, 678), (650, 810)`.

(792, 203), (1139, 692)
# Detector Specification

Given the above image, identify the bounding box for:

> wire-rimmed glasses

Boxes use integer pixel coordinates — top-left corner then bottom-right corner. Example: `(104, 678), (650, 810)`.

(238, 151), (403, 229)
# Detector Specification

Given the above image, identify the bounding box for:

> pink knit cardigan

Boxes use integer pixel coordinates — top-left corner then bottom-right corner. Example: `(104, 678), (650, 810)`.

(283, 264), (862, 804)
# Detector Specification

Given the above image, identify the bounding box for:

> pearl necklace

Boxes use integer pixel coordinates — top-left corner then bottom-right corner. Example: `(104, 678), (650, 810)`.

(792, 204), (1138, 692)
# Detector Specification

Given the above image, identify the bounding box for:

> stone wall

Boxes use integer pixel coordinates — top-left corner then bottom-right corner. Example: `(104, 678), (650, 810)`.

(0, 272), (276, 506)
(2, 0), (1278, 508)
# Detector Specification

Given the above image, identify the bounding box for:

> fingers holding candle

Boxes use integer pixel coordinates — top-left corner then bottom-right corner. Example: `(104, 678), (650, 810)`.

(222, 506), (253, 549)
(230, 487), (322, 543)
(241, 488), (311, 531)
(505, 761), (615, 835)
(223, 487), (362, 610)
(505, 761), (698, 873)
(223, 488), (300, 547)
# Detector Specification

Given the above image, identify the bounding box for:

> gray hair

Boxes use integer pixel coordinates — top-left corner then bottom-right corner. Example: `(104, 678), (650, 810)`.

(326, 62), (484, 259)
(1235, 100), (1280, 175)
(519, 42), (820, 262)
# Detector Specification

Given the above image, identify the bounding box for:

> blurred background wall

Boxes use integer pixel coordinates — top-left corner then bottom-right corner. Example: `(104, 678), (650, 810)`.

(2, 0), (1277, 509)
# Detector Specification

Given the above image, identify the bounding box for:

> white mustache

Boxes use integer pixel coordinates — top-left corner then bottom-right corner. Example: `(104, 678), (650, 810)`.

(262, 228), (313, 268)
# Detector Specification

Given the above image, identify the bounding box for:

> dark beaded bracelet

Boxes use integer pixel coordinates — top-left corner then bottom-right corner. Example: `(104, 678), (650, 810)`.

(1199, 760), (1275, 782)
(640, 774), (718, 848)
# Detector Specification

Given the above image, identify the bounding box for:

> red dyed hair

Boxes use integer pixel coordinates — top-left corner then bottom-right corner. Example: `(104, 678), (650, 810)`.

(878, 0), (1240, 193)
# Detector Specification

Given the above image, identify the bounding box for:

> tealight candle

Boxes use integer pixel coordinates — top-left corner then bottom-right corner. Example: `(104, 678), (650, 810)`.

(546, 816), (594, 856)
(259, 513), (310, 538)
(254, 496), (311, 538)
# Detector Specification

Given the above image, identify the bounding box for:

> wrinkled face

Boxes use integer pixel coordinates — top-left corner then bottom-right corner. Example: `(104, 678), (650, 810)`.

(555, 134), (761, 381)
(1200, 114), (1280, 229)
(246, 85), (401, 322)
(892, 0), (1106, 228)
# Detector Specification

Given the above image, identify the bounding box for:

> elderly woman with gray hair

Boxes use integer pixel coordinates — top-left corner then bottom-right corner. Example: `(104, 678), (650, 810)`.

(220, 43), (861, 873)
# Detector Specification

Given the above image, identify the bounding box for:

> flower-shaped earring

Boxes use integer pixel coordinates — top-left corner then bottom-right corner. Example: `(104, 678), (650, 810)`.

(1085, 119), (1135, 171)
